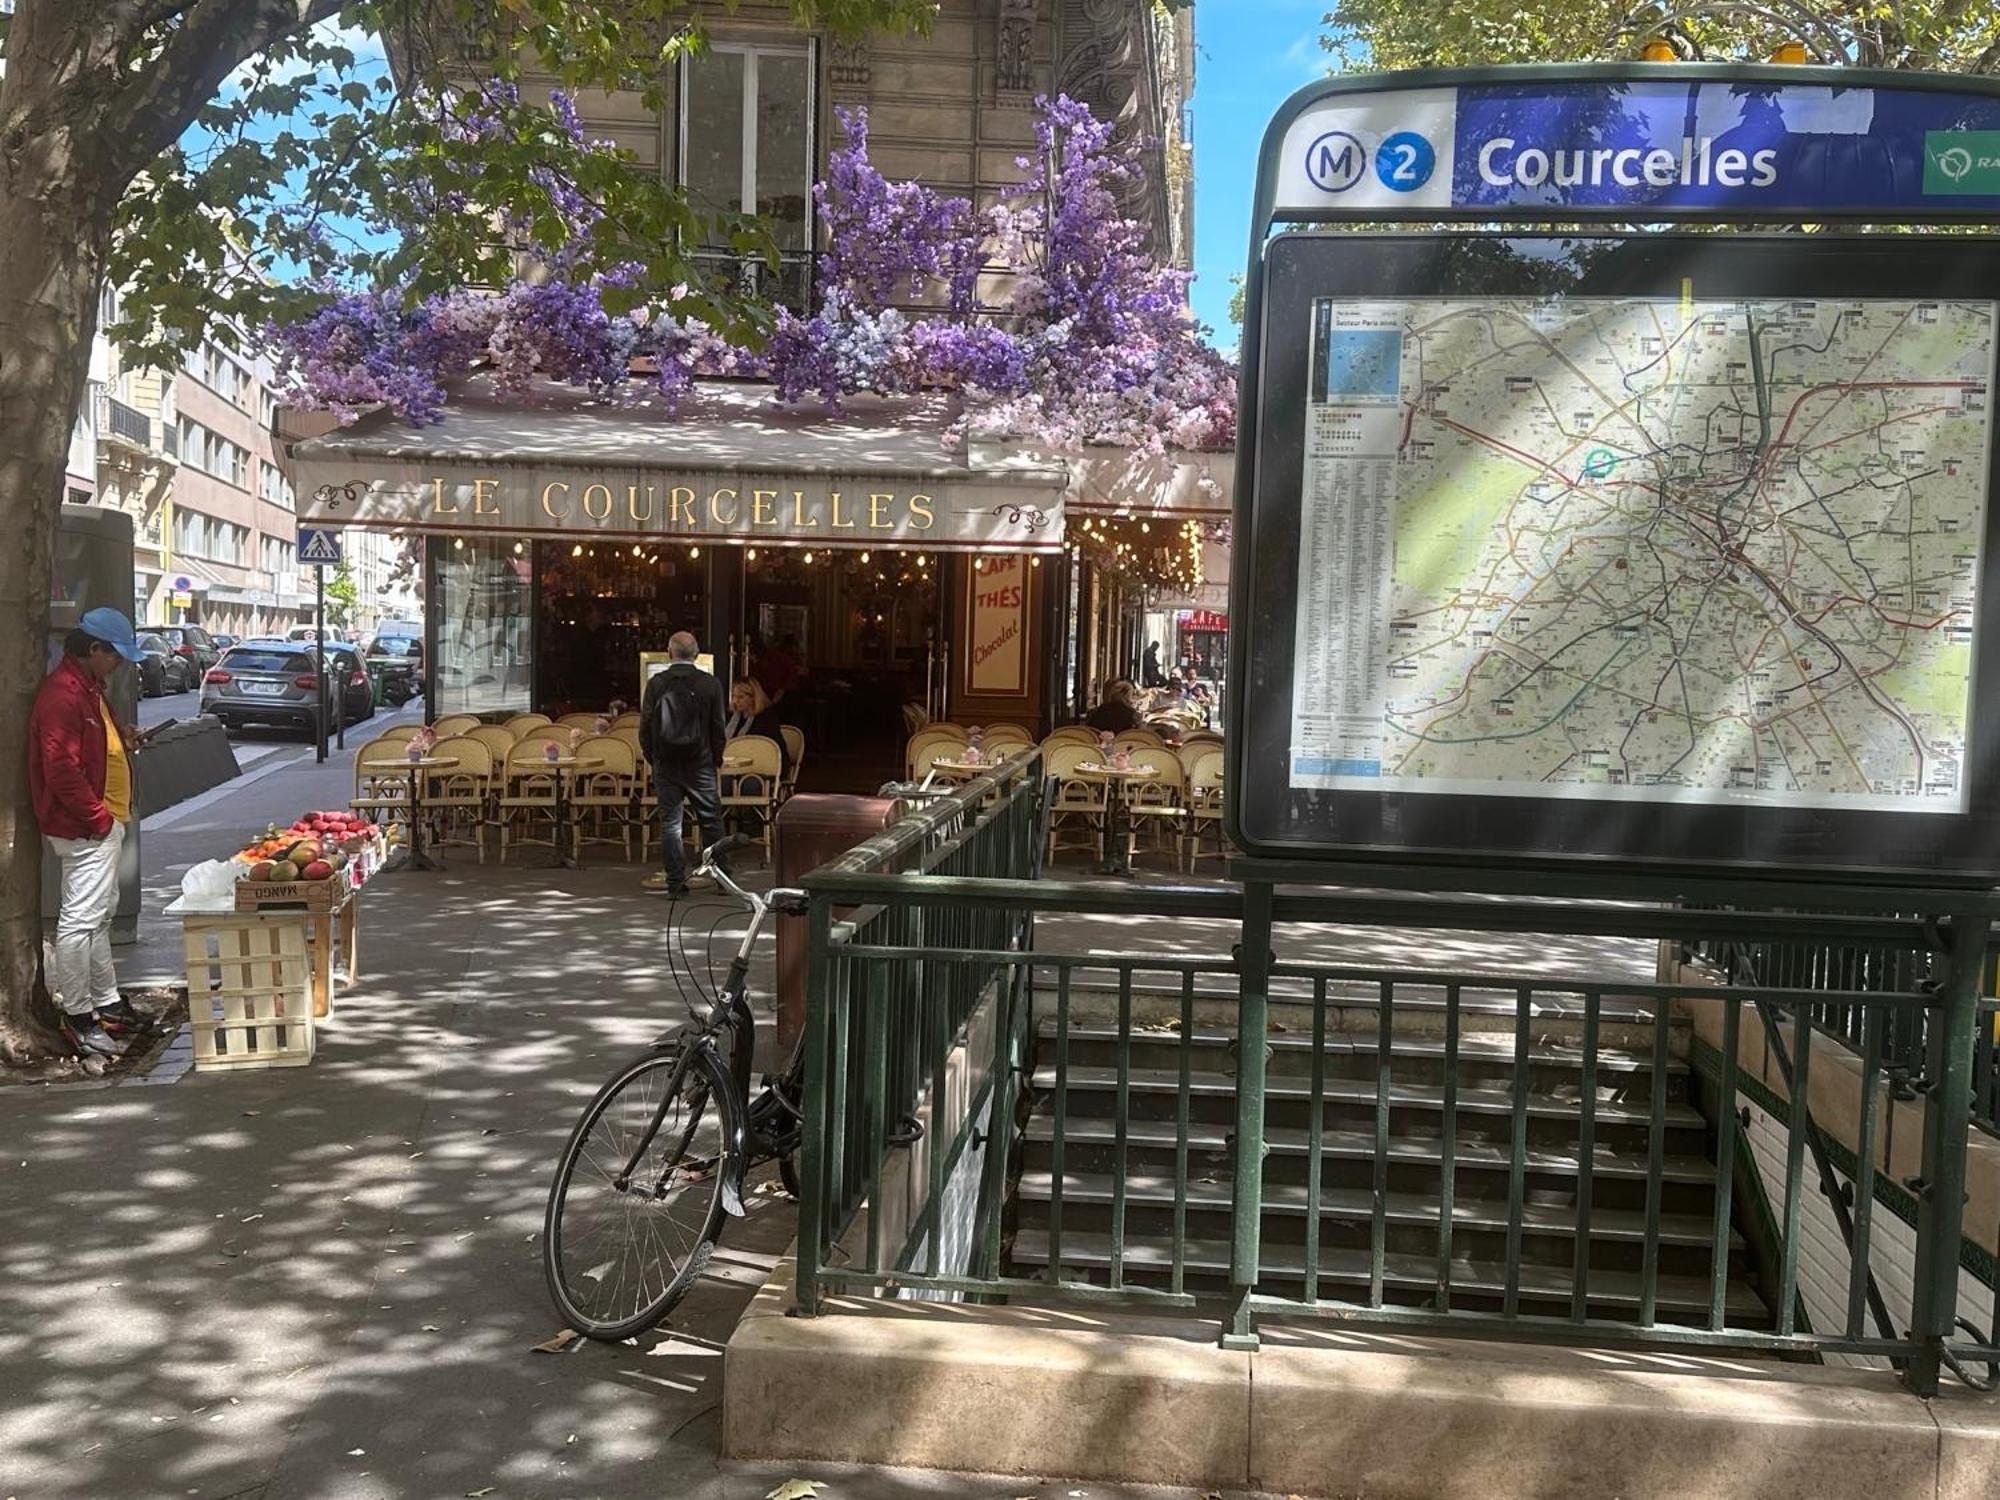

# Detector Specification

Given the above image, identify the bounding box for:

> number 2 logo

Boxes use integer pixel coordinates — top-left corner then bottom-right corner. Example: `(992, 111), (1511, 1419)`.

(1375, 130), (1436, 192)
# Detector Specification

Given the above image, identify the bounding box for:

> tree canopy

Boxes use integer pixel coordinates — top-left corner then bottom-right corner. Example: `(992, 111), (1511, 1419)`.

(1322, 0), (2000, 72)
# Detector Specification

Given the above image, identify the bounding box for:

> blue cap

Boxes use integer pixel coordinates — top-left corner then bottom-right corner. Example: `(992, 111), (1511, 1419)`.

(78, 607), (145, 663)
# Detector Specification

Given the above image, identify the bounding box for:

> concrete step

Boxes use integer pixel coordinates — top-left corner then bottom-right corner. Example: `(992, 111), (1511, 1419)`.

(1056, 973), (1669, 1022)
(1007, 1230), (1769, 1322)
(1013, 1172), (1742, 1250)
(1038, 1022), (1692, 1098)
(1020, 1113), (1720, 1185)
(1029, 1064), (1707, 1133)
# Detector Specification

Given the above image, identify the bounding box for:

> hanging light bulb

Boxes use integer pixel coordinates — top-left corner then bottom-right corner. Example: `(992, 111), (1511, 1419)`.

(513, 540), (524, 555)
(689, 545), (700, 559)
(571, 543), (583, 557)
(860, 550), (870, 563)
(453, 537), (464, 550)
(747, 547), (758, 562)
(804, 551), (814, 565)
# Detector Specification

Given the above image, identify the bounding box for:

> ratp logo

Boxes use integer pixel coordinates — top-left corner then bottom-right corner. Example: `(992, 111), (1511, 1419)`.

(1937, 145), (1975, 182)
(1305, 131), (1368, 193)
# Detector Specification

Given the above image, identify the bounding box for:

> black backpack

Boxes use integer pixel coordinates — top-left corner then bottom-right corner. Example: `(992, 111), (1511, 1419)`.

(655, 671), (706, 752)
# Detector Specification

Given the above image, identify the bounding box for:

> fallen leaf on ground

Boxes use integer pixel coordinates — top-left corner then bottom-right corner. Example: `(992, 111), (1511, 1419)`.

(531, 1328), (579, 1354)
(766, 1482), (824, 1500)
(465, 1489), (495, 1498)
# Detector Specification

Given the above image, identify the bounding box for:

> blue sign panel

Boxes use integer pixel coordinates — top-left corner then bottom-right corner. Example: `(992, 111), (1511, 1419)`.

(297, 526), (343, 567)
(1271, 75), (2000, 218)
(1456, 81), (2000, 211)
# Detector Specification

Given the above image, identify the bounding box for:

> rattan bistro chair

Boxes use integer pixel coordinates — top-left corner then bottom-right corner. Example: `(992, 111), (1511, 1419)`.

(1125, 754), (1190, 872)
(720, 734), (783, 866)
(571, 735), (640, 862)
(779, 725), (805, 802)
(431, 714), (482, 738)
(423, 736), (497, 863)
(505, 712), (553, 739)
(1184, 748), (1225, 868)
(351, 734), (414, 829)
(1044, 742), (1106, 863)
(497, 738), (562, 861)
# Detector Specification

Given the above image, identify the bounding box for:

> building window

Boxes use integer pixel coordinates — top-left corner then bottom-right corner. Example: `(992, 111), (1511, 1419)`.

(681, 38), (816, 302)
(66, 487), (92, 507)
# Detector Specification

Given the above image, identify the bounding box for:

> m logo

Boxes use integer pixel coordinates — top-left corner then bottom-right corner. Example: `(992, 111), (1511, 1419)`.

(1305, 130), (1368, 193)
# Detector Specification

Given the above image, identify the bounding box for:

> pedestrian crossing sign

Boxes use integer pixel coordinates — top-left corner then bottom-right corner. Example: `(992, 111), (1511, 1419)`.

(297, 526), (343, 567)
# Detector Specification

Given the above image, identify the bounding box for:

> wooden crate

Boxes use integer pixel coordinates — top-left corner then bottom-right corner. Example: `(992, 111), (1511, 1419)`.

(182, 915), (314, 1070)
(236, 875), (345, 913)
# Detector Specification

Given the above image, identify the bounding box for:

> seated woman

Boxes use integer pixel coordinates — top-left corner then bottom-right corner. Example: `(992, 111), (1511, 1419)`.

(723, 678), (792, 835)
(1082, 678), (1143, 735)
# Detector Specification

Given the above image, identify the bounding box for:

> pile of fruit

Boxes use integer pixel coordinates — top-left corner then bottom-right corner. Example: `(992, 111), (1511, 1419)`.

(236, 813), (380, 884)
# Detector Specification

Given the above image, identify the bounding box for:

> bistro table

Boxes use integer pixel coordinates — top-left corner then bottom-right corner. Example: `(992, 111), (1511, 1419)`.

(359, 755), (460, 872)
(536, 754), (603, 869)
(1072, 761), (1157, 877)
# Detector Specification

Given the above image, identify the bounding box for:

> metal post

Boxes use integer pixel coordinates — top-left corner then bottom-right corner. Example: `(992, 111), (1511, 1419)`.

(1223, 878), (1273, 1350)
(794, 896), (834, 1317)
(315, 565), (327, 764)
(1906, 911), (1989, 1395)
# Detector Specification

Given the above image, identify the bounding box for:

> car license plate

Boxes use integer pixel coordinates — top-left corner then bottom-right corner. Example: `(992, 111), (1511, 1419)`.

(243, 681), (288, 697)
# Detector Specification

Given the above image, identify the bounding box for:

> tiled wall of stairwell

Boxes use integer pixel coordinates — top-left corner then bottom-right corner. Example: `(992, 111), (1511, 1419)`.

(1745, 1102), (1997, 1370)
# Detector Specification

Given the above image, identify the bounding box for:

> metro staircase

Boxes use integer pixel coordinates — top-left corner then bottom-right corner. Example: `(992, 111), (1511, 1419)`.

(1006, 982), (1772, 1328)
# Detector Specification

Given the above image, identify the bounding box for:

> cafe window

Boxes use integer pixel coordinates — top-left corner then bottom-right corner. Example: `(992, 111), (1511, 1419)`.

(681, 38), (816, 295)
(431, 536), (533, 719)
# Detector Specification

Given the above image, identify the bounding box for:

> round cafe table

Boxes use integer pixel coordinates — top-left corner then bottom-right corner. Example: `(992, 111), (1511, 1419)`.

(360, 755), (460, 871)
(1072, 761), (1157, 877)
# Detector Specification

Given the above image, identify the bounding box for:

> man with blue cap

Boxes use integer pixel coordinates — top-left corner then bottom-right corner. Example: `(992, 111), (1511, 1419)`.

(29, 607), (153, 1057)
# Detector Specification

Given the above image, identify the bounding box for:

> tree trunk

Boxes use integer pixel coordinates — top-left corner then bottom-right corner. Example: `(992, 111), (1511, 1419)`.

(0, 28), (121, 1065)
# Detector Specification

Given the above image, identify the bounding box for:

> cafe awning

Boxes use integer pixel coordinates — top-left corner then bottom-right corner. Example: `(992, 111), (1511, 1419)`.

(281, 377), (1072, 553)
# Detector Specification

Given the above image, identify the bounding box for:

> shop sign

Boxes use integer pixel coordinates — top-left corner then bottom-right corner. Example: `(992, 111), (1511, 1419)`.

(1182, 608), (1228, 632)
(966, 556), (1028, 697)
(303, 468), (1064, 552)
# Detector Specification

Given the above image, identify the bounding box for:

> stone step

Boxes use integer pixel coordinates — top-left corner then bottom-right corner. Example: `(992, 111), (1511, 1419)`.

(1050, 974), (1675, 1031)
(1029, 1064), (1706, 1133)
(1041, 1019), (1689, 1072)
(1021, 1113), (1719, 1185)
(1007, 1230), (1768, 1322)
(1013, 1172), (1742, 1251)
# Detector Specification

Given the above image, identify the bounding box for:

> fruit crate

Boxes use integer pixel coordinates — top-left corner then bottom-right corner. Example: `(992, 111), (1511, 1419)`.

(236, 875), (347, 913)
(182, 914), (313, 1070)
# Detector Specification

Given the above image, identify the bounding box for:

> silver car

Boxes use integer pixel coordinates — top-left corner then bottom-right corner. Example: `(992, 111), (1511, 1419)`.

(201, 639), (376, 738)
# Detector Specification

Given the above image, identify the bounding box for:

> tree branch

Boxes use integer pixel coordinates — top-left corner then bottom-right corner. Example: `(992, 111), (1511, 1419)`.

(101, 0), (352, 179)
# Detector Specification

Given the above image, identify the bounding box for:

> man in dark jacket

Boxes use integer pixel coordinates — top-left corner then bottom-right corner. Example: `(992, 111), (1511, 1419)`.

(638, 631), (729, 897)
(30, 608), (150, 1057)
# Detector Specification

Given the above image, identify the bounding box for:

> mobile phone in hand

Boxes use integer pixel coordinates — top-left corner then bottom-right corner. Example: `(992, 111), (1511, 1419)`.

(137, 718), (178, 744)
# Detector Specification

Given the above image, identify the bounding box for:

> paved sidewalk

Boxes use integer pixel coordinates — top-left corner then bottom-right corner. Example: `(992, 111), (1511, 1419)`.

(2, 783), (1659, 1499)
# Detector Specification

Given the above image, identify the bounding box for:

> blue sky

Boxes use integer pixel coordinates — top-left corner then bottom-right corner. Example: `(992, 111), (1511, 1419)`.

(1189, 0), (1333, 345)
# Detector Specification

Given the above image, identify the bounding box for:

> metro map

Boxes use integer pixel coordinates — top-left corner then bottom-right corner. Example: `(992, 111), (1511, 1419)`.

(1290, 294), (1998, 812)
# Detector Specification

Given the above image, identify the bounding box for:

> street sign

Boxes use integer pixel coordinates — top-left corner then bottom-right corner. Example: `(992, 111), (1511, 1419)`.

(297, 526), (343, 567)
(1230, 63), (2000, 882)
(1265, 66), (2000, 223)
(170, 590), (192, 608)
(172, 574), (191, 592)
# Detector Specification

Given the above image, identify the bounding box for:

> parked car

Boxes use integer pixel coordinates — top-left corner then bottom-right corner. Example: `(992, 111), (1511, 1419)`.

(146, 622), (221, 678)
(365, 634), (424, 705)
(211, 633), (238, 650)
(201, 639), (376, 738)
(287, 624), (338, 642)
(135, 632), (196, 697)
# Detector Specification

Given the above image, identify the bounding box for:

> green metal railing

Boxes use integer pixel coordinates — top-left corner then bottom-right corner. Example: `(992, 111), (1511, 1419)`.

(794, 750), (1046, 1296)
(794, 850), (2000, 1396)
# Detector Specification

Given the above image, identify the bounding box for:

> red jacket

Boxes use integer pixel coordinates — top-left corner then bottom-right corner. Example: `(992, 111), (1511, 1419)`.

(29, 656), (112, 839)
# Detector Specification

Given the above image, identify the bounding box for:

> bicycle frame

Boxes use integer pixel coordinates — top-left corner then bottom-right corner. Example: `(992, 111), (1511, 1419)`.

(618, 838), (806, 1216)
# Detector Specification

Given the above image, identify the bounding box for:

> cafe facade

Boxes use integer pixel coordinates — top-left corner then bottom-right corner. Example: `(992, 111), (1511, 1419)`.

(282, 376), (1219, 785)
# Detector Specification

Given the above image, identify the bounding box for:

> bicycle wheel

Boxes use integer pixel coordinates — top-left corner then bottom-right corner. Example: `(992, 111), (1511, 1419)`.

(543, 1043), (737, 1340)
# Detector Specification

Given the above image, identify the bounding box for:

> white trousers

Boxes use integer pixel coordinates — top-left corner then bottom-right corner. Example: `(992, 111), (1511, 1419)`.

(50, 820), (125, 1017)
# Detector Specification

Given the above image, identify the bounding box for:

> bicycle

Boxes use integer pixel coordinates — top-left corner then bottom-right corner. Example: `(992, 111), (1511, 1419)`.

(542, 833), (810, 1341)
